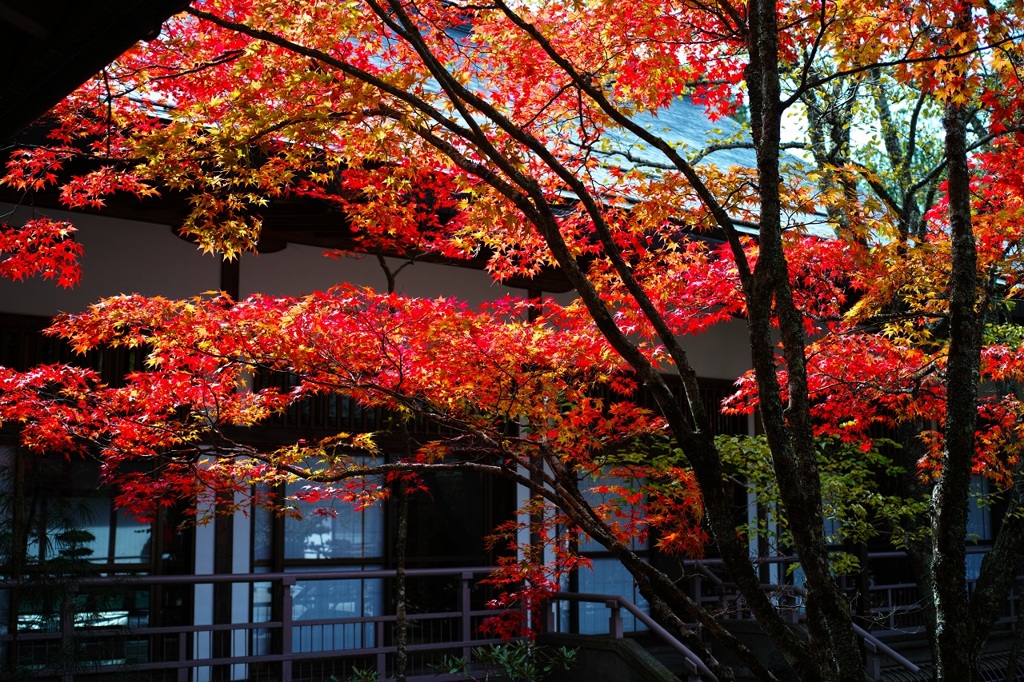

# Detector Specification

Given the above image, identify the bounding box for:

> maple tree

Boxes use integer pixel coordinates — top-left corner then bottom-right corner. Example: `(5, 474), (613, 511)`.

(3, 0), (1024, 680)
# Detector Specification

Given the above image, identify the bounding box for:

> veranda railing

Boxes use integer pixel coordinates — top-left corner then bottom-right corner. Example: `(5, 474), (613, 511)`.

(0, 567), (511, 682)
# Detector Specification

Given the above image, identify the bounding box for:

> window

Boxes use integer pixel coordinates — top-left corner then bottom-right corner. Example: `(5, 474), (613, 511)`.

(566, 471), (650, 634)
(966, 476), (992, 582)
(252, 476), (386, 654)
(283, 482), (384, 561)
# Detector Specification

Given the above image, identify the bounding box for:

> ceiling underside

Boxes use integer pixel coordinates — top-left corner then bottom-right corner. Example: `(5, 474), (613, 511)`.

(0, 1), (190, 143)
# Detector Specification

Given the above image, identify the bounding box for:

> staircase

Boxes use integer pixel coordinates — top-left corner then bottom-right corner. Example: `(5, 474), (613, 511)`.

(640, 637), (705, 680)
(872, 630), (1024, 682)
(546, 575), (1024, 682)
(638, 624), (1024, 682)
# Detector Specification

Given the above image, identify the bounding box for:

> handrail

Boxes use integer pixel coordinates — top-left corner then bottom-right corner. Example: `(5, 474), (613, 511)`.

(852, 623), (921, 675)
(747, 582), (920, 677)
(742, 583), (920, 676)
(550, 591), (719, 681)
(0, 567), (510, 682)
(690, 560), (726, 588)
(0, 565), (500, 589)
(5, 561), (1016, 680)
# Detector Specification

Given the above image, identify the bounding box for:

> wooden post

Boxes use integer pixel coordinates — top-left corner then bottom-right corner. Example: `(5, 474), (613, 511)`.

(606, 599), (623, 639)
(280, 577), (294, 682)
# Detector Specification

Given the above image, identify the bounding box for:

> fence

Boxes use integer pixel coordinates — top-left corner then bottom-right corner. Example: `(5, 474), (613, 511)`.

(4, 553), (1023, 681)
(0, 567), (512, 682)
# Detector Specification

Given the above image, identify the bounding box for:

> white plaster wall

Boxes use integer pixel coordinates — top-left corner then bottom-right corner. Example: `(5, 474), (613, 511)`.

(192, 499), (216, 682)
(0, 204), (537, 315)
(0, 204), (219, 316)
(239, 244), (528, 306)
(677, 316), (752, 381)
(0, 203), (752, 381)
(231, 495), (253, 680)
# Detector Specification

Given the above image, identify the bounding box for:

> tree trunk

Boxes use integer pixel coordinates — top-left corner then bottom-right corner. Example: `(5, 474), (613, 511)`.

(743, 0), (863, 678)
(931, 35), (982, 679)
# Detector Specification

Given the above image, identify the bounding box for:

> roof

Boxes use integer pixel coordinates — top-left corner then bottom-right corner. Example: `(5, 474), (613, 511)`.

(0, 0), (189, 142)
(610, 102), (759, 171)
(0, 5), (823, 289)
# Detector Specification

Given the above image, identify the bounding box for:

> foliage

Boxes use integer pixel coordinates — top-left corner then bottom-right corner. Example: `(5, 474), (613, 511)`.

(335, 667), (380, 682)
(434, 641), (577, 682)
(1, 0), (1024, 680)
(718, 435), (931, 575)
(329, 643), (577, 682)
(0, 218), (83, 288)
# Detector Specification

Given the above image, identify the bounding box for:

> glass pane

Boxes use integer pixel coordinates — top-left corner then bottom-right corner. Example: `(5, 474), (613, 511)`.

(283, 484), (384, 560)
(967, 476), (992, 541)
(576, 558), (648, 634)
(580, 473), (647, 552)
(24, 497), (109, 564)
(113, 509), (150, 564)
(405, 470), (486, 563)
(66, 497), (111, 563)
(0, 589), (7, 660)
(291, 568), (383, 652)
(966, 477), (992, 582)
(252, 578), (274, 656)
(253, 496), (274, 564)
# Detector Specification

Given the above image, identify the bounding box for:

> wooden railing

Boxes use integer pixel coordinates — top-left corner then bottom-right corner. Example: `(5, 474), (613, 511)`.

(546, 591), (720, 682)
(0, 567), (513, 682)
(3, 554), (1021, 681)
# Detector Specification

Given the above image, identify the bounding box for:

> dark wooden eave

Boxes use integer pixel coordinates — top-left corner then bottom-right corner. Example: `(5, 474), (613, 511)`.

(0, 0), (189, 143)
